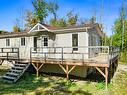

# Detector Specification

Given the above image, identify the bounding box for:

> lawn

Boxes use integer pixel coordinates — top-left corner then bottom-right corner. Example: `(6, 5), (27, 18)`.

(0, 65), (127, 95)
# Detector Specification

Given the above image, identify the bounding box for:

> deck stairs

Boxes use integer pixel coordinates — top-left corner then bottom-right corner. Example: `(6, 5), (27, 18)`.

(3, 61), (30, 83)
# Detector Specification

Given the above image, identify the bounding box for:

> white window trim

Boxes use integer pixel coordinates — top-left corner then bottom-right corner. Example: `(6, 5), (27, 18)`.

(6, 38), (10, 47)
(43, 37), (48, 47)
(21, 37), (26, 46)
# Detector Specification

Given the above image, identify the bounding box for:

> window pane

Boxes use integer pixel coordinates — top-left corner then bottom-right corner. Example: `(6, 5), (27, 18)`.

(6, 39), (10, 46)
(44, 38), (48, 46)
(44, 38), (48, 41)
(72, 34), (78, 51)
(72, 34), (78, 46)
(21, 38), (25, 46)
(34, 37), (37, 51)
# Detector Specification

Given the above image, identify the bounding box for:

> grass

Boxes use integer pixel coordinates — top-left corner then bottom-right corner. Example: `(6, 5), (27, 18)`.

(119, 51), (127, 64)
(0, 65), (127, 95)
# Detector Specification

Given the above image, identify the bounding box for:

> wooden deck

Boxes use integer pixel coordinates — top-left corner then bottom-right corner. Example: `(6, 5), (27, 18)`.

(0, 46), (119, 89)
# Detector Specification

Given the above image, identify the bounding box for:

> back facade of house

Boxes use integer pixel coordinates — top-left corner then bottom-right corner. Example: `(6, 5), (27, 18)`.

(0, 23), (104, 78)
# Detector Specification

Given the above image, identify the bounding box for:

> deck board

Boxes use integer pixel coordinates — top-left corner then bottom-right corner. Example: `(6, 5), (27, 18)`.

(31, 55), (118, 67)
(0, 54), (118, 68)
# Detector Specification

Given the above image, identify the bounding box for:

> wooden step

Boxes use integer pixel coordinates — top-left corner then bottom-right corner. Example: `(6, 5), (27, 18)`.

(10, 69), (22, 73)
(3, 63), (30, 83)
(6, 72), (19, 77)
(12, 66), (25, 70)
(3, 76), (15, 80)
(14, 64), (27, 67)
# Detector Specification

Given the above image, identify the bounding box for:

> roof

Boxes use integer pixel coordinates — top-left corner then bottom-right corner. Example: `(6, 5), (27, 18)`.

(41, 23), (92, 30)
(0, 23), (104, 38)
(0, 32), (29, 38)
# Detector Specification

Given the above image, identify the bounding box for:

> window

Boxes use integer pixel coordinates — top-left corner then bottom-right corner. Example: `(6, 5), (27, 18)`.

(44, 37), (48, 46)
(34, 37), (37, 51)
(6, 39), (10, 46)
(72, 34), (78, 51)
(21, 38), (25, 46)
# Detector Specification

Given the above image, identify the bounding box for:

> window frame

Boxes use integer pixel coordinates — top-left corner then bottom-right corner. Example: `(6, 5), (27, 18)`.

(6, 38), (10, 46)
(21, 37), (26, 46)
(72, 34), (78, 51)
(43, 37), (48, 47)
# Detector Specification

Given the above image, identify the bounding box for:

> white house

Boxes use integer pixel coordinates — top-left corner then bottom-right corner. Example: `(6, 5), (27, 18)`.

(0, 23), (104, 78)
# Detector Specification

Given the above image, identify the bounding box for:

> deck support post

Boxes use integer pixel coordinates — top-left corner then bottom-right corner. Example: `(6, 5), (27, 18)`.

(59, 64), (76, 80)
(105, 67), (108, 90)
(95, 67), (108, 90)
(109, 63), (112, 79)
(32, 63), (44, 77)
(66, 65), (69, 80)
(0, 59), (4, 65)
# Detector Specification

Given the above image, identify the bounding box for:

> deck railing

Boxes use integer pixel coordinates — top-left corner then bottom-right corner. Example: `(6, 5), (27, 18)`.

(30, 46), (119, 64)
(0, 48), (19, 60)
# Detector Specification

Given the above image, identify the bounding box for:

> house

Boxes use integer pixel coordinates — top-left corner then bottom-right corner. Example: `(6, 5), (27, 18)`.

(0, 22), (119, 90)
(0, 23), (104, 78)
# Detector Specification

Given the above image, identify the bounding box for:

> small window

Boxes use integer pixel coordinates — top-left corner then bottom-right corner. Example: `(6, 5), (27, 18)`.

(21, 38), (25, 46)
(6, 39), (10, 46)
(44, 37), (48, 46)
(72, 34), (78, 51)
(34, 37), (37, 51)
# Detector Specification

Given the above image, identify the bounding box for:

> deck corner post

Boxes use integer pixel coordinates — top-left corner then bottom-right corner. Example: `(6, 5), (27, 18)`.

(66, 65), (69, 80)
(105, 67), (108, 90)
(37, 69), (39, 77)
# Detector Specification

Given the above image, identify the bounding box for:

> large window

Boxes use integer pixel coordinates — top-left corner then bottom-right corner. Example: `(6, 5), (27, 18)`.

(21, 38), (25, 46)
(6, 38), (10, 46)
(44, 37), (48, 46)
(72, 34), (78, 51)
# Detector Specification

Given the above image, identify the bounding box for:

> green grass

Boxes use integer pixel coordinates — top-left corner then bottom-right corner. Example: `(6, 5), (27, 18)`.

(119, 51), (127, 63)
(0, 65), (127, 95)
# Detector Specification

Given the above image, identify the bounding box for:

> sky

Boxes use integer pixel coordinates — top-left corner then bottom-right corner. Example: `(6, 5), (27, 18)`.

(0, 0), (124, 36)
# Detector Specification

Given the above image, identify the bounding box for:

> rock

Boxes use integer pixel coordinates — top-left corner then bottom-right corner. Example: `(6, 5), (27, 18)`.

(2, 60), (14, 69)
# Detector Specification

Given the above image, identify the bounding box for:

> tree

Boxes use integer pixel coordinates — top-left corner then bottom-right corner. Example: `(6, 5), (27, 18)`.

(112, 1), (127, 50)
(67, 10), (78, 26)
(101, 34), (110, 46)
(0, 30), (8, 34)
(25, 11), (38, 29)
(49, 18), (58, 26)
(13, 18), (21, 32)
(48, 1), (59, 20)
(58, 18), (67, 27)
(32, 0), (48, 22)
(13, 26), (21, 32)
(78, 18), (89, 25)
(49, 18), (67, 27)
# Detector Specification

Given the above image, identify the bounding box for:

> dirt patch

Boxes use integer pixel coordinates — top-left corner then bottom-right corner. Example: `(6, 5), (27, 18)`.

(118, 64), (127, 71)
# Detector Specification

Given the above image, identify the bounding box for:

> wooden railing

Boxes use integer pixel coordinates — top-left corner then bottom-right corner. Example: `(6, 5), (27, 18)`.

(0, 48), (19, 60)
(30, 46), (119, 64)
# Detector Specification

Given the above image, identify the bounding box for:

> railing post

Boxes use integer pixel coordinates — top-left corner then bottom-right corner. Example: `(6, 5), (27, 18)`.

(30, 48), (32, 63)
(44, 53), (46, 62)
(7, 52), (8, 60)
(17, 48), (19, 59)
(12, 48), (14, 53)
(61, 47), (63, 64)
(1, 48), (3, 53)
(82, 53), (84, 62)
(108, 46), (110, 65)
(54, 47), (56, 53)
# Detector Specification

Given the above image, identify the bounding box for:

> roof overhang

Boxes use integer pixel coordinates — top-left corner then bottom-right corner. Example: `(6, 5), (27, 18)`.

(28, 23), (55, 35)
